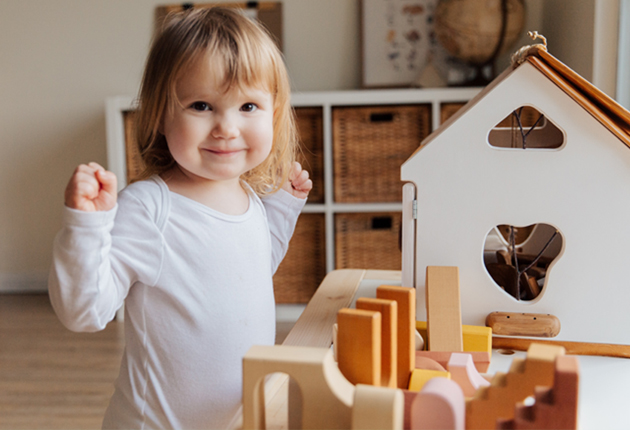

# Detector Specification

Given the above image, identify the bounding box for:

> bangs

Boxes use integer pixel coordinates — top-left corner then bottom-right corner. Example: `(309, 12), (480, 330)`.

(202, 38), (277, 96)
(166, 10), (280, 112)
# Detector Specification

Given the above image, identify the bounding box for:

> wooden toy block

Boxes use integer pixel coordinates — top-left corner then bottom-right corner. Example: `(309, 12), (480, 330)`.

(356, 297), (398, 388)
(447, 353), (490, 397)
(410, 377), (465, 430)
(425, 266), (463, 352)
(466, 343), (566, 430)
(497, 355), (579, 430)
(242, 345), (354, 429)
(402, 390), (418, 430)
(416, 321), (492, 353)
(415, 356), (446, 372)
(337, 308), (382, 386)
(416, 350), (491, 373)
(376, 285), (416, 389)
(415, 328), (425, 351)
(486, 312), (561, 338)
(408, 368), (450, 392)
(351, 384), (404, 430)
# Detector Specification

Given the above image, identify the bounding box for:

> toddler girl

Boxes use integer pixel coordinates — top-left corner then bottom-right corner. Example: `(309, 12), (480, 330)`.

(49, 7), (311, 429)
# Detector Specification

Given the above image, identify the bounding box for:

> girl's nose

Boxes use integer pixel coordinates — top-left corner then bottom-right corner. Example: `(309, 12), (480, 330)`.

(211, 114), (239, 139)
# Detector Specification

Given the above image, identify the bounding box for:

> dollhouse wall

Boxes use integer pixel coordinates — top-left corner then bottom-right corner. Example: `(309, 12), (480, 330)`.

(401, 61), (630, 345)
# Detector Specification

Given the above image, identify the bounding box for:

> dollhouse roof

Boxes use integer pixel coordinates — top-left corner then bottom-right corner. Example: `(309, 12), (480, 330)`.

(422, 45), (630, 150)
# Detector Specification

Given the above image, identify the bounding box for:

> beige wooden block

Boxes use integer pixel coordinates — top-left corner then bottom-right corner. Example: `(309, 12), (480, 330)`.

(351, 384), (404, 430)
(377, 285), (416, 389)
(426, 266), (463, 352)
(356, 297), (398, 388)
(337, 308), (382, 386)
(242, 345), (354, 430)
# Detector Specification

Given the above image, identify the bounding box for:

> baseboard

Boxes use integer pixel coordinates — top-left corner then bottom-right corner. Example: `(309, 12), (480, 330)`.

(0, 272), (48, 293)
(275, 303), (306, 323)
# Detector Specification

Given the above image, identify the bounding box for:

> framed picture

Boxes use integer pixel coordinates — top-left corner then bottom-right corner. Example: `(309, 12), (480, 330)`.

(155, 2), (283, 51)
(361, 0), (439, 88)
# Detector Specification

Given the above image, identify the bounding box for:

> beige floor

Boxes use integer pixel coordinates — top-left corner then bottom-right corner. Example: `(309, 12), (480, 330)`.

(0, 294), (294, 429)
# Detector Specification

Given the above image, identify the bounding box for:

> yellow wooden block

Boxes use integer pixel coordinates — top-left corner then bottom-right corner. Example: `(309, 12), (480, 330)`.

(408, 368), (451, 392)
(416, 321), (492, 354)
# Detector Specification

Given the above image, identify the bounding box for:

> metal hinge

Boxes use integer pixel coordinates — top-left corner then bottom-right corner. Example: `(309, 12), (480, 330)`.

(412, 199), (417, 219)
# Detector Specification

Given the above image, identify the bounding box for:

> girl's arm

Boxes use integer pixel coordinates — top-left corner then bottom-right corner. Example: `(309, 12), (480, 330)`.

(264, 162), (313, 273)
(49, 164), (163, 332)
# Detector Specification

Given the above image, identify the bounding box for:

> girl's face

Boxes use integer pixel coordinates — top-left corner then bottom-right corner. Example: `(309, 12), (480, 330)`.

(162, 57), (274, 187)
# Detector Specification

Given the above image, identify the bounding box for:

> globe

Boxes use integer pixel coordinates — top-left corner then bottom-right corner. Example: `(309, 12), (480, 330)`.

(434, 0), (526, 67)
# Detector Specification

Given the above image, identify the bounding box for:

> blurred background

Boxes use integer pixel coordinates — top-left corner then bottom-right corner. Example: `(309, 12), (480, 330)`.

(0, 0), (626, 294)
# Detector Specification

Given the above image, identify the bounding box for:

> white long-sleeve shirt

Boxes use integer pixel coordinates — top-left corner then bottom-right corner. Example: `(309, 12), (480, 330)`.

(48, 176), (305, 429)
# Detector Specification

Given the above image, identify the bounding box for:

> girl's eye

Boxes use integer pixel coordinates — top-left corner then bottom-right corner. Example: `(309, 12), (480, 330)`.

(191, 102), (210, 111)
(241, 103), (258, 113)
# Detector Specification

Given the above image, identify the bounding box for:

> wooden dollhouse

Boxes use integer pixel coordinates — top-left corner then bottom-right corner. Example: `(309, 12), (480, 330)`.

(401, 42), (630, 349)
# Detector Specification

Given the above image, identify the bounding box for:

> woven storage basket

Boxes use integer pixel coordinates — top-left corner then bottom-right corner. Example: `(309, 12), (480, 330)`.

(295, 107), (324, 203)
(440, 102), (467, 124)
(335, 212), (402, 270)
(332, 104), (431, 203)
(123, 110), (145, 182)
(273, 213), (326, 303)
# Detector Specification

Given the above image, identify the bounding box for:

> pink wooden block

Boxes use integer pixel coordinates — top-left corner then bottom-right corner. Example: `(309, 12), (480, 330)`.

(447, 353), (491, 397)
(415, 356), (446, 372)
(410, 377), (465, 430)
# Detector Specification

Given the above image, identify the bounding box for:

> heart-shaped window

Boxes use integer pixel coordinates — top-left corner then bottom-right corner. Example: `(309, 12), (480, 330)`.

(483, 223), (563, 301)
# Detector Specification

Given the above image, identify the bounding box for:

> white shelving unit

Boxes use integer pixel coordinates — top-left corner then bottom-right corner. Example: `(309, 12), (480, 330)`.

(289, 87), (482, 273)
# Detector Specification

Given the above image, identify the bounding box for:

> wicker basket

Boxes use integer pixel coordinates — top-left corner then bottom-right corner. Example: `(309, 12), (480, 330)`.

(440, 102), (467, 124)
(335, 212), (402, 270)
(332, 104), (431, 203)
(295, 107), (324, 203)
(273, 213), (326, 303)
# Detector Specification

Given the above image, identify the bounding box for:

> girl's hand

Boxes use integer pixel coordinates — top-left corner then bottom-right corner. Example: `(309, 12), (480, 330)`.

(64, 162), (118, 212)
(283, 161), (312, 200)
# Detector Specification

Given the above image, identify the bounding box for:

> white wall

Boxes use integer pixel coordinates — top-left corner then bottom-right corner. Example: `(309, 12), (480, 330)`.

(0, 0), (609, 292)
(0, 0), (361, 292)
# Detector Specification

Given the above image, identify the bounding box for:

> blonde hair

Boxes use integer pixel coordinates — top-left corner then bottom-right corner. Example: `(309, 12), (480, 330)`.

(134, 7), (297, 195)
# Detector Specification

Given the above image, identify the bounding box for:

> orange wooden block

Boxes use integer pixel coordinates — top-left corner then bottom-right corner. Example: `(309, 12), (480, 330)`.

(377, 285), (416, 389)
(466, 343), (566, 430)
(416, 350), (491, 373)
(337, 308), (381, 386)
(356, 297), (398, 388)
(426, 266), (463, 352)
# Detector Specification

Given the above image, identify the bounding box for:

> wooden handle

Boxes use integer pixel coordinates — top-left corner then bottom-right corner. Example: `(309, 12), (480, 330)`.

(486, 311), (561, 337)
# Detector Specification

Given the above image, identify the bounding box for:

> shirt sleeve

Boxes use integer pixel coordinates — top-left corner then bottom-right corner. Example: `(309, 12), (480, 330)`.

(262, 189), (307, 274)
(48, 191), (164, 332)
